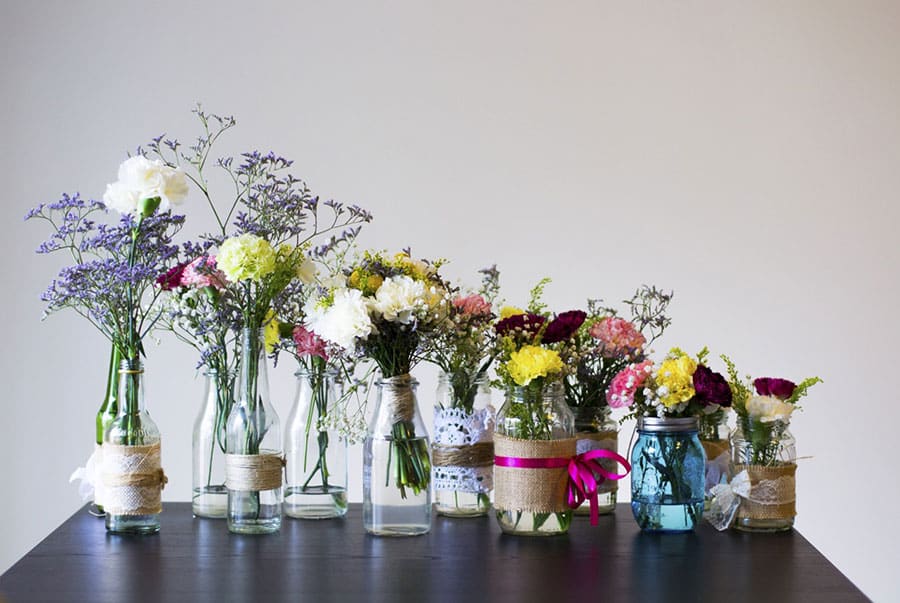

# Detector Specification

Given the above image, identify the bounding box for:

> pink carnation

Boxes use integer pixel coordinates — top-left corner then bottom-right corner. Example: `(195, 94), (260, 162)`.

(156, 262), (188, 291)
(590, 317), (646, 358)
(293, 325), (329, 361)
(181, 256), (227, 289)
(452, 294), (492, 317)
(607, 360), (654, 409)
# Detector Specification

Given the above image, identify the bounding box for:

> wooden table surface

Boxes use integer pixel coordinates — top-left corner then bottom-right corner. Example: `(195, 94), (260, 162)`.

(0, 503), (867, 602)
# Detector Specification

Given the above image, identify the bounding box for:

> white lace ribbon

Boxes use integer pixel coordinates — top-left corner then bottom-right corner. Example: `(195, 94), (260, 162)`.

(69, 445), (102, 504)
(433, 465), (493, 494)
(705, 470), (752, 531)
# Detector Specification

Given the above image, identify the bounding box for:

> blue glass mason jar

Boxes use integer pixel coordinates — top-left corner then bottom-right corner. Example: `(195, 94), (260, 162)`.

(630, 417), (706, 532)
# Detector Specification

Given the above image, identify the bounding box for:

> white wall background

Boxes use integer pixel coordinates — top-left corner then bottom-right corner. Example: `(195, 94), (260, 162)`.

(2, 1), (898, 599)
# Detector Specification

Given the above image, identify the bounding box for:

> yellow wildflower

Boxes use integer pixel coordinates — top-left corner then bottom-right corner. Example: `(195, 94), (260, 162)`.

(506, 345), (564, 386)
(263, 310), (280, 354)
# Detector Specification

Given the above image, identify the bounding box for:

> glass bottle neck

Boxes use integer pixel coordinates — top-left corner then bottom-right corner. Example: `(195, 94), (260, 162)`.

(116, 357), (145, 417)
(237, 327), (268, 410)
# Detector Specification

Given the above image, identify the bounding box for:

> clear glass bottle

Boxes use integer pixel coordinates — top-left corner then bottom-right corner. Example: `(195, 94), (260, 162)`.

(630, 417), (706, 532)
(226, 328), (282, 534)
(730, 417), (796, 532)
(94, 344), (122, 514)
(363, 374), (431, 536)
(432, 371), (495, 517)
(495, 381), (575, 536)
(285, 365), (348, 519)
(103, 357), (162, 535)
(192, 368), (234, 518)
(570, 405), (619, 516)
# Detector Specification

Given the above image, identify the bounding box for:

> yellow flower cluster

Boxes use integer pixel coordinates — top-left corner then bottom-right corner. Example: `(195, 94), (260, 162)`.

(656, 351), (697, 408)
(347, 269), (383, 296)
(218, 234), (276, 282)
(506, 344), (564, 386)
(263, 310), (280, 353)
(499, 306), (525, 319)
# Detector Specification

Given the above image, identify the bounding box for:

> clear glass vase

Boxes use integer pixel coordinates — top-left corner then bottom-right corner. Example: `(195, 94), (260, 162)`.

(630, 417), (706, 532)
(432, 371), (495, 517)
(494, 381), (575, 536)
(285, 364), (348, 519)
(730, 417), (797, 532)
(226, 328), (282, 534)
(93, 344), (122, 515)
(103, 357), (164, 535)
(192, 368), (234, 519)
(570, 405), (619, 516)
(699, 409), (731, 500)
(363, 374), (432, 536)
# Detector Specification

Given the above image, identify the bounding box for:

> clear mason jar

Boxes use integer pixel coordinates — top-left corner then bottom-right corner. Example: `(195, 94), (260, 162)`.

(192, 368), (234, 519)
(103, 357), (163, 535)
(698, 409), (731, 500)
(226, 328), (282, 534)
(364, 374), (432, 536)
(285, 366), (348, 519)
(570, 405), (619, 516)
(494, 381), (575, 536)
(630, 417), (706, 532)
(730, 418), (797, 532)
(432, 371), (495, 517)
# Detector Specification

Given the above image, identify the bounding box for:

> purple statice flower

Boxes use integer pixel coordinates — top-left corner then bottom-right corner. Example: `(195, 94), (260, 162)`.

(753, 377), (797, 400)
(693, 364), (733, 407)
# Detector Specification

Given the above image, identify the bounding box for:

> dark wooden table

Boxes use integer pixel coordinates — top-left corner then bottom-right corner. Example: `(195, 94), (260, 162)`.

(0, 503), (866, 602)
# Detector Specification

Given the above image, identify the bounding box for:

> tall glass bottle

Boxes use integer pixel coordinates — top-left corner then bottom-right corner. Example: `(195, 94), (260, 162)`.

(192, 368), (234, 518)
(103, 358), (163, 535)
(94, 344), (122, 514)
(494, 381), (575, 536)
(285, 365), (348, 519)
(432, 371), (495, 517)
(226, 328), (282, 534)
(363, 375), (431, 536)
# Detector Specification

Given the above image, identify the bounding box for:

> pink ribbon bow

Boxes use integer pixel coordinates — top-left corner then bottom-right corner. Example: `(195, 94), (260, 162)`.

(494, 449), (631, 526)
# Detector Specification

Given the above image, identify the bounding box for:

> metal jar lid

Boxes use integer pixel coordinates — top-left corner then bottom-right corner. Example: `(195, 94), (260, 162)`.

(636, 416), (699, 433)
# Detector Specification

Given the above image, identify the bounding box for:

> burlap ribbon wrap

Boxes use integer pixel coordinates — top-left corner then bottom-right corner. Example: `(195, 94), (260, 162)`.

(494, 434), (576, 513)
(701, 440), (730, 463)
(575, 431), (619, 495)
(735, 462), (797, 521)
(102, 443), (167, 516)
(225, 452), (284, 492)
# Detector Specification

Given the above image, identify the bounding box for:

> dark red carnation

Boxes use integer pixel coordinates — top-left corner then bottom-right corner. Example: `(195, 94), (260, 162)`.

(693, 364), (732, 407)
(753, 377), (796, 400)
(495, 313), (546, 337)
(156, 262), (188, 291)
(542, 310), (587, 343)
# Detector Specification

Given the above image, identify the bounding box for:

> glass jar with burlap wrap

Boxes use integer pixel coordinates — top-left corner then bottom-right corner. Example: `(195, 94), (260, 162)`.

(363, 374), (432, 536)
(432, 371), (495, 517)
(730, 418), (797, 532)
(103, 358), (167, 535)
(698, 409), (731, 503)
(570, 406), (619, 516)
(225, 328), (283, 535)
(494, 381), (575, 536)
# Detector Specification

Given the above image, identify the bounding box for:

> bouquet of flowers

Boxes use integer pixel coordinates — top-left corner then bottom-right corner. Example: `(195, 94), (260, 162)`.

(307, 250), (450, 498)
(564, 286), (672, 412)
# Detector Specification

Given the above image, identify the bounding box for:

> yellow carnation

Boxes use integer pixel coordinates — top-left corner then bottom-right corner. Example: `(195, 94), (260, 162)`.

(500, 306), (525, 320)
(506, 345), (564, 386)
(218, 234), (276, 282)
(656, 352), (697, 408)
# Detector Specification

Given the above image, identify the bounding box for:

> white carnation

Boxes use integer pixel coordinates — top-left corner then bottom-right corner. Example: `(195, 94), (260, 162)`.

(296, 257), (317, 285)
(370, 275), (426, 325)
(103, 155), (189, 216)
(307, 288), (372, 350)
(746, 395), (794, 423)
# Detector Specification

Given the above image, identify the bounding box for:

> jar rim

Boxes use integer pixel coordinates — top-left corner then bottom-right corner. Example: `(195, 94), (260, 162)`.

(637, 416), (699, 432)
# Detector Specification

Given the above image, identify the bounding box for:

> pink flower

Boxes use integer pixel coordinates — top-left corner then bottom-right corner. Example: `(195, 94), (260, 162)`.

(452, 294), (492, 317)
(181, 256), (227, 289)
(606, 360), (654, 409)
(156, 262), (188, 291)
(590, 317), (646, 358)
(293, 325), (329, 361)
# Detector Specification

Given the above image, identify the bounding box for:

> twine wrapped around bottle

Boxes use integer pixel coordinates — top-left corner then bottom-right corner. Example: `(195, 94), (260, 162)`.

(575, 431), (619, 495)
(102, 443), (167, 516)
(734, 463), (797, 521)
(225, 452), (285, 492)
(493, 434), (576, 513)
(381, 374), (415, 424)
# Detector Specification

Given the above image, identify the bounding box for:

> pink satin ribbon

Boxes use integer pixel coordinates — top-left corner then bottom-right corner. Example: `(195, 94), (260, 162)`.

(495, 449), (631, 526)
